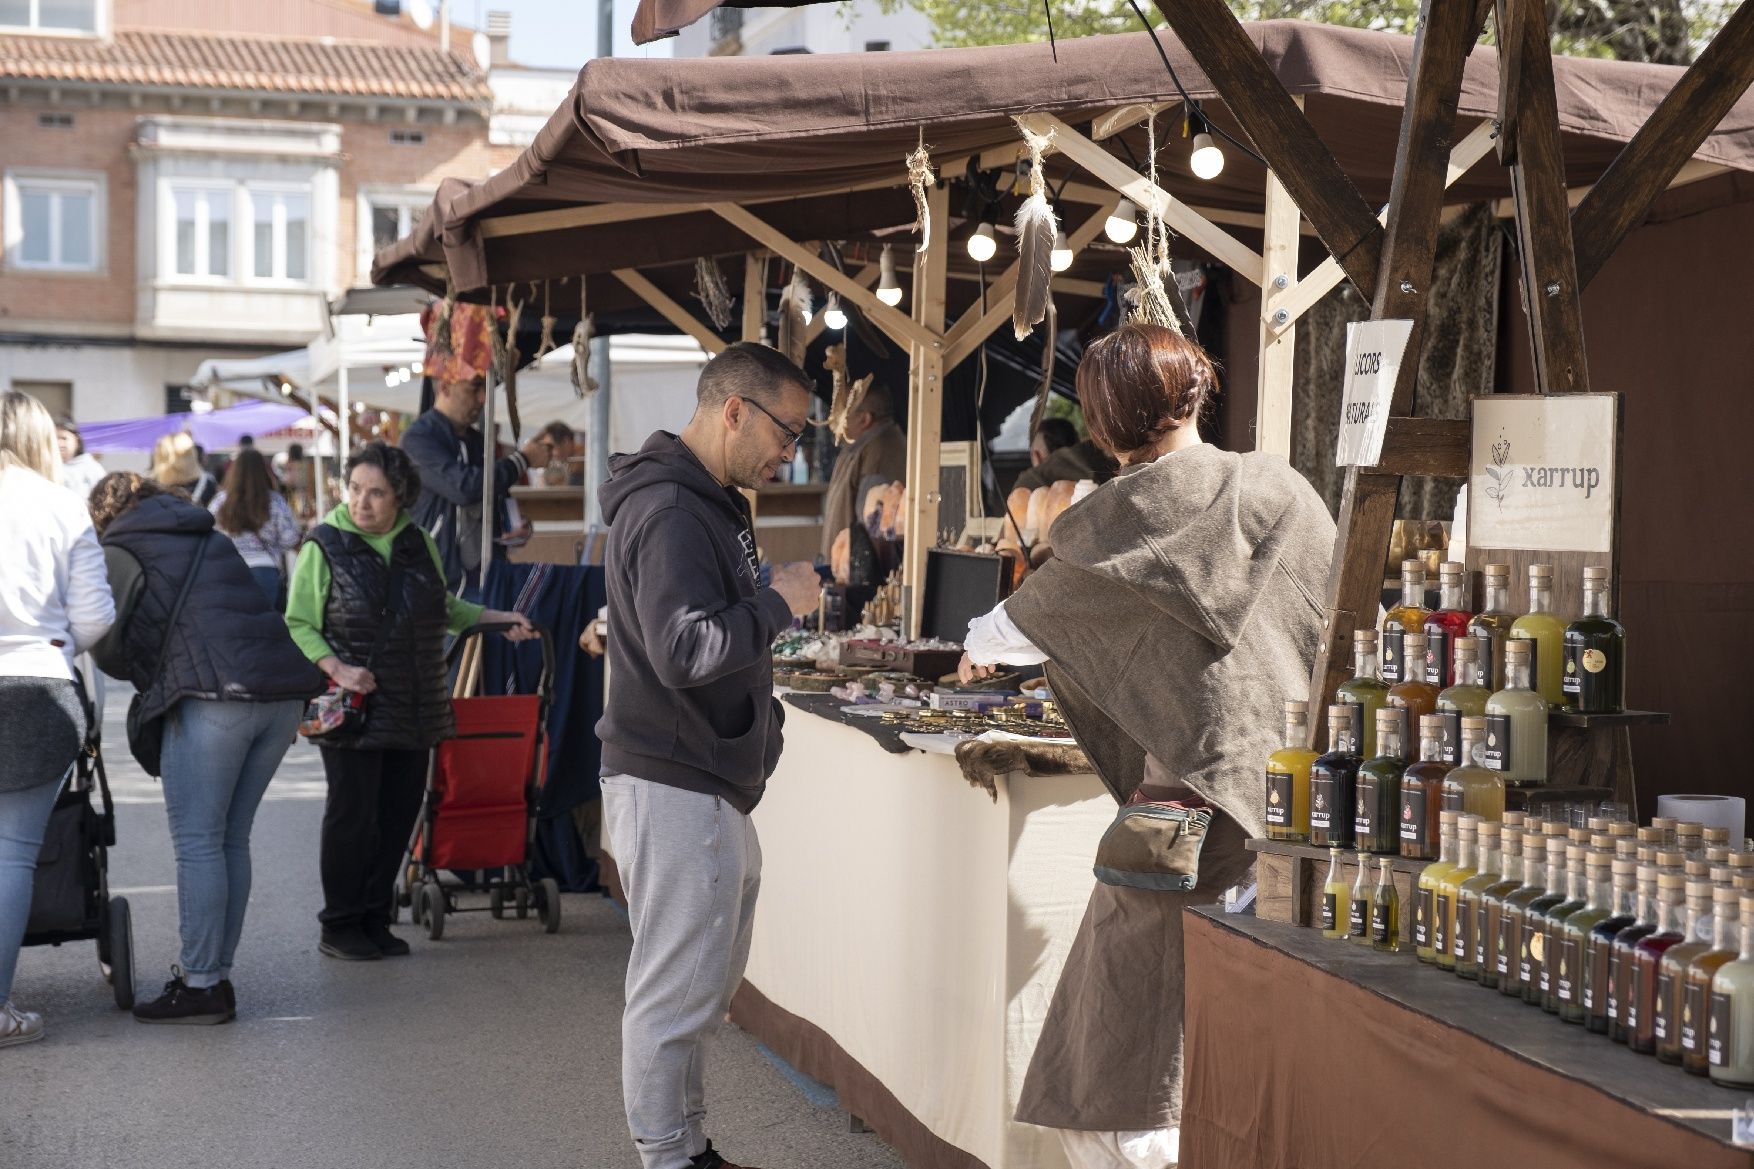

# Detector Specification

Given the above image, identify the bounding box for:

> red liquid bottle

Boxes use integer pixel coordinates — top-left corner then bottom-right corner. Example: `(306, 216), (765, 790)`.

(1422, 561), (1474, 689)
(1630, 870), (1688, 1055)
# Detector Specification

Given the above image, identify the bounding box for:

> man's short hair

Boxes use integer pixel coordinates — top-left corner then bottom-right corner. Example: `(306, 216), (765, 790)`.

(696, 342), (812, 411)
(858, 382), (894, 421)
(540, 420), (576, 445)
(1035, 417), (1079, 453)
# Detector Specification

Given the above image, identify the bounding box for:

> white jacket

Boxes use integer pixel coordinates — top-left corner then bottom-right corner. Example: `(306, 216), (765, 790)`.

(0, 466), (115, 680)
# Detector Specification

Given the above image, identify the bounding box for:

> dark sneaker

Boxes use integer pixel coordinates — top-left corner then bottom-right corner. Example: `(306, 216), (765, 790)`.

(132, 972), (229, 1025)
(318, 929), (381, 962)
(692, 1143), (761, 1169)
(363, 923), (410, 957)
(218, 980), (236, 1021)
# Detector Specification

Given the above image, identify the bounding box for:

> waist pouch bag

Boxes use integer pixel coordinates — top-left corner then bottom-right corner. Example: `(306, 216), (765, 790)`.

(1092, 794), (1214, 892)
(26, 787), (99, 936)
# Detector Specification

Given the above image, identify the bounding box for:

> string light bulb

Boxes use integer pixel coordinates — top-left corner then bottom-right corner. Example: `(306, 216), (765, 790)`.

(1190, 132), (1225, 180)
(1050, 229), (1074, 273)
(966, 222), (997, 264)
(875, 244), (903, 307)
(822, 293), (847, 331)
(1104, 199), (1139, 244)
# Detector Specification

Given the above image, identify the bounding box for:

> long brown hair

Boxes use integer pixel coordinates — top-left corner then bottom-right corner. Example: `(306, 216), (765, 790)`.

(1076, 324), (1218, 463)
(215, 448), (276, 535)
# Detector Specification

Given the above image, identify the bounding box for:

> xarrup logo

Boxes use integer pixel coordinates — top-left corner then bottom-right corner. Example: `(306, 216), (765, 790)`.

(1479, 433), (1603, 512)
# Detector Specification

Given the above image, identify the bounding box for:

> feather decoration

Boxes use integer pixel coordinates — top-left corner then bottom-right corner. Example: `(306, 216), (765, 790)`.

(570, 279), (598, 397)
(1028, 299), (1058, 440)
(533, 280), (558, 370)
(906, 136), (936, 254)
(693, 257), (735, 331)
(1011, 122), (1059, 341)
(817, 343), (847, 429)
(433, 278), (456, 356)
(776, 266), (812, 368)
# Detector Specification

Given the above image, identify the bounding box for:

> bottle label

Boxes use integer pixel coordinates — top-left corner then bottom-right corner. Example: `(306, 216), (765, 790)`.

(1521, 916), (1541, 988)
(1309, 778), (1333, 834)
(1539, 923), (1553, 993)
(1348, 896), (1367, 939)
(1372, 897), (1392, 946)
(1556, 937), (1580, 1004)
(1563, 643), (1583, 697)
(1424, 629), (1447, 687)
(1625, 960), (1642, 1032)
(1482, 714), (1513, 773)
(1440, 786), (1463, 814)
(1438, 710), (1463, 766)
(1683, 981), (1706, 1054)
(1608, 949), (1624, 1025)
(1321, 892), (1338, 932)
(1414, 888), (1431, 948)
(1454, 898), (1474, 964)
(1399, 787), (1427, 848)
(1434, 893), (1451, 959)
(1475, 900), (1491, 970)
(1340, 699), (1365, 755)
(1353, 792), (1373, 843)
(1381, 628), (1404, 684)
(1265, 768), (1292, 828)
(1585, 937), (1608, 1013)
(1710, 990), (1732, 1067)
(1654, 971), (1674, 1042)
(1497, 908), (1515, 977)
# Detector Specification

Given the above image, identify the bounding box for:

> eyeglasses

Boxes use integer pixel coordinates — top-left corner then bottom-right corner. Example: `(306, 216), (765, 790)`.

(740, 396), (804, 452)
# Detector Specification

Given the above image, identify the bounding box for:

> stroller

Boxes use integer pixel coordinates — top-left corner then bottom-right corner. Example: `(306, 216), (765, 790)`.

(396, 623), (561, 940)
(23, 681), (135, 1009)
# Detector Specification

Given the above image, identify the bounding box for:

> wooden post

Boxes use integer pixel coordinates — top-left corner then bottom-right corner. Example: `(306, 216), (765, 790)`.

(741, 251), (765, 342)
(1255, 98), (1302, 459)
(902, 182), (949, 641)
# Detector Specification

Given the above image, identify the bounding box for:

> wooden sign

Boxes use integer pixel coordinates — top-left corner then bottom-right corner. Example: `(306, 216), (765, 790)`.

(1470, 394), (1617, 554)
(1334, 319), (1413, 467)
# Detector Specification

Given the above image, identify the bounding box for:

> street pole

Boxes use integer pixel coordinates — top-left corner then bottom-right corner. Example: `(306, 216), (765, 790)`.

(584, 0), (615, 540)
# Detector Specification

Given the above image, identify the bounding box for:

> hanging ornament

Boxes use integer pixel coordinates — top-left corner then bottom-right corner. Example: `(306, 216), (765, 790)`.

(533, 280), (558, 370)
(498, 288), (526, 441)
(570, 277), (598, 398)
(776, 265), (812, 368)
(906, 132), (936, 255)
(1012, 121), (1059, 341)
(1122, 111), (1184, 335)
(693, 257), (735, 331)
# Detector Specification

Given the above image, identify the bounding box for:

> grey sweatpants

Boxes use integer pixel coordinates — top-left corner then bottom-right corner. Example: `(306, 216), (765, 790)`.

(600, 775), (762, 1169)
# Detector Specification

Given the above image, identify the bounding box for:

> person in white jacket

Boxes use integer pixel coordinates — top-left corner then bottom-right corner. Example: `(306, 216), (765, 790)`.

(0, 392), (114, 1049)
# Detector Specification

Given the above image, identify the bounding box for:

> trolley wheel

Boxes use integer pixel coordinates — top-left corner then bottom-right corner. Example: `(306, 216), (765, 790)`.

(108, 898), (135, 1011)
(410, 885), (426, 927)
(537, 878), (562, 935)
(422, 884), (446, 941)
(514, 887), (530, 920)
(490, 888), (506, 919)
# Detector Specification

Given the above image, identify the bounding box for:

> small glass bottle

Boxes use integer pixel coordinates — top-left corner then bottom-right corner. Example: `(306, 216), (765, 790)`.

(1586, 856), (1640, 1035)
(1540, 843), (1590, 1014)
(1264, 700), (1319, 843)
(1650, 817), (1678, 847)
(1398, 714), (1448, 860)
(1501, 830), (1549, 999)
(1371, 858), (1400, 952)
(1479, 827), (1525, 992)
(1656, 877), (1718, 1065)
(1436, 815), (1480, 974)
(1440, 715), (1505, 821)
(1511, 563), (1567, 706)
(1522, 835), (1570, 1006)
(1415, 810), (1461, 964)
(1348, 851), (1372, 945)
(1707, 891), (1754, 1087)
(1557, 852), (1614, 1024)
(1423, 561), (1473, 688)
(1469, 562), (1516, 692)
(1435, 636), (1492, 766)
(1335, 628), (1390, 760)
(1456, 820), (1503, 981)
(1354, 707), (1407, 854)
(1562, 565), (1626, 714)
(1483, 638), (1548, 788)
(1386, 631), (1440, 736)
(1611, 858), (1668, 1043)
(1685, 883), (1744, 1075)
(1320, 847), (1348, 940)
(1381, 559), (1429, 687)
(1630, 871), (1688, 1055)
(1677, 821), (1706, 860)
(1307, 705), (1360, 849)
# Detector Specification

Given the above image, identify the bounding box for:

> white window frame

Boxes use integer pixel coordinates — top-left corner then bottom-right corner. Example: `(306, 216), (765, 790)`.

(3, 169), (104, 274)
(244, 182), (313, 286)
(356, 187), (431, 284)
(164, 179), (237, 283)
(0, 0), (105, 35)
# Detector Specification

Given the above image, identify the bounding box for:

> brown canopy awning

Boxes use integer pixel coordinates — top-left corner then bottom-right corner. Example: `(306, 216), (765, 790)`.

(630, 0), (817, 46)
(374, 21), (1754, 298)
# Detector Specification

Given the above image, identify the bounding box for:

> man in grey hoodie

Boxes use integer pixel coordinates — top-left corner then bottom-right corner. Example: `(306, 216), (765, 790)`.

(597, 342), (822, 1169)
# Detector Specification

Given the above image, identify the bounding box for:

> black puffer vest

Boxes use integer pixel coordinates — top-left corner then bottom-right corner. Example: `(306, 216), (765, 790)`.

(310, 522), (453, 751)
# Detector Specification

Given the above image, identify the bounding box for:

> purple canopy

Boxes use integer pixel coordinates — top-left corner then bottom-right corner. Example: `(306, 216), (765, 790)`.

(80, 401), (308, 453)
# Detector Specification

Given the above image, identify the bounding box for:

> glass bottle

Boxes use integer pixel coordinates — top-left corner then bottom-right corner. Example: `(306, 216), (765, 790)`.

(1436, 816), (1480, 974)
(1456, 820), (1503, 981)
(1684, 883), (1741, 1074)
(1435, 637), (1492, 766)
(1558, 852), (1614, 1024)
(1320, 847), (1348, 940)
(1307, 705), (1360, 849)
(1479, 826), (1524, 992)
(1708, 891), (1754, 1087)
(1630, 871), (1688, 1055)
(1423, 561), (1473, 688)
(1415, 810), (1461, 965)
(1354, 708), (1407, 854)
(1264, 700), (1319, 843)
(1399, 714), (1448, 860)
(1511, 563), (1567, 706)
(1677, 822), (1706, 860)
(1610, 859), (1666, 1043)
(1501, 830), (1549, 999)
(1348, 851), (1372, 945)
(1335, 629), (1389, 761)
(1483, 638), (1548, 787)
(1651, 817), (1678, 847)
(1586, 856), (1640, 1035)
(1440, 715), (1505, 821)
(1562, 565), (1626, 714)
(1380, 559), (1429, 687)
(1656, 878), (1717, 1065)
(1386, 631), (1439, 736)
(1469, 562), (1516, 692)
(1521, 834), (1569, 1006)
(1371, 857), (1399, 952)
(1541, 843), (1590, 1014)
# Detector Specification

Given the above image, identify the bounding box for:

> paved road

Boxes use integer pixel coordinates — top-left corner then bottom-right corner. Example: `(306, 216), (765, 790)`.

(5, 699), (904, 1169)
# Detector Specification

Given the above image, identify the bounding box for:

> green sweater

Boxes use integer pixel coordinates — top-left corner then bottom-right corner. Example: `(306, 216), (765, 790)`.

(285, 505), (485, 664)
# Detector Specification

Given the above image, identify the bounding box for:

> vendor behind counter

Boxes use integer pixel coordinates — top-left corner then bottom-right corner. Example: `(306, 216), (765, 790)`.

(819, 382), (907, 559)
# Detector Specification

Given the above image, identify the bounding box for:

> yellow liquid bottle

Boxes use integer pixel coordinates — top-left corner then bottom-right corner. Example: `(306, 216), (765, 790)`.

(1435, 637), (1492, 766)
(1469, 563), (1517, 692)
(1415, 810), (1461, 964)
(1381, 559), (1430, 690)
(1321, 847), (1349, 940)
(1264, 700), (1319, 843)
(1685, 886), (1742, 1075)
(1441, 715), (1506, 821)
(1436, 815), (1481, 972)
(1371, 857), (1400, 952)
(1349, 851), (1373, 944)
(1510, 563), (1567, 707)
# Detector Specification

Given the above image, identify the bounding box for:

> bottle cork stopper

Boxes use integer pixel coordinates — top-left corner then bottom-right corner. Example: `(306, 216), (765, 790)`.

(1352, 628), (1378, 646)
(1460, 715), (1486, 733)
(1712, 864), (1736, 886)
(1439, 809), (1460, 825)
(1569, 827), (1592, 844)
(1637, 826), (1665, 844)
(1376, 707), (1405, 732)
(1708, 847), (1731, 866)
(1742, 893), (1754, 918)
(1403, 632), (1428, 654)
(1503, 828), (1522, 850)
(1546, 821), (1570, 839)
(1459, 815), (1480, 834)
(1329, 846), (1344, 856)
(1402, 559), (1425, 576)
(1611, 857), (1637, 877)
(1651, 817), (1679, 832)
(1479, 820), (1502, 837)
(1590, 834), (1614, 851)
(1636, 861), (1657, 883)
(1525, 834), (1547, 858)
(1529, 563), (1554, 580)
(1484, 562), (1510, 578)
(1583, 566), (1609, 582)
(1566, 843), (1586, 863)
(1609, 822), (1636, 838)
(1677, 821), (1704, 839)
(1741, 874), (1754, 892)
(1586, 852), (1612, 872)
(1588, 817), (1611, 832)
(1656, 849), (1685, 868)
(1284, 699), (1309, 716)
(1328, 703), (1353, 724)
(1705, 827), (1731, 844)
(1732, 852), (1754, 869)
(1503, 810), (1527, 826)
(1421, 713), (1446, 732)
(1454, 637), (1479, 658)
(1686, 877), (1714, 901)
(1439, 561), (1464, 579)
(1657, 871), (1686, 892)
(1506, 639), (1532, 658)
(1686, 858), (1711, 879)
(1637, 844), (1658, 864)
(1615, 838), (1639, 859)
(1715, 882), (1740, 906)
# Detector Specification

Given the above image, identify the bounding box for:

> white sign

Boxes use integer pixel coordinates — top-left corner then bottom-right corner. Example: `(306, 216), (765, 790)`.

(1334, 319), (1414, 467)
(1470, 394), (1616, 554)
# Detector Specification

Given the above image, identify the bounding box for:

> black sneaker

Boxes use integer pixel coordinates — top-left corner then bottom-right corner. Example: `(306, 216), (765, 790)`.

(692, 1142), (761, 1169)
(132, 971), (229, 1025)
(218, 980), (236, 1021)
(363, 923), (410, 958)
(318, 928), (381, 961)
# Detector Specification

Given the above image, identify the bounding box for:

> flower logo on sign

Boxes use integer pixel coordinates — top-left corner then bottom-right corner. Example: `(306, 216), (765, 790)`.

(1482, 435), (1515, 511)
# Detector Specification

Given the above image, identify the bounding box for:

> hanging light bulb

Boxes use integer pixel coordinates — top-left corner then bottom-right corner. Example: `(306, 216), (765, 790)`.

(966, 221), (997, 264)
(875, 244), (903, 307)
(822, 293), (847, 331)
(1104, 199), (1139, 244)
(1190, 132), (1225, 180)
(1050, 229), (1074, 273)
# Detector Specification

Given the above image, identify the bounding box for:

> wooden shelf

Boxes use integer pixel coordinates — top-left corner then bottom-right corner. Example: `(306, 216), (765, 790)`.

(1247, 837), (1431, 877)
(1547, 708), (1669, 729)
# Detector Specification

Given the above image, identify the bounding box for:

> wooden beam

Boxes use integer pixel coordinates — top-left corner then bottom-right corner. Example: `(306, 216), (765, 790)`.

(1149, 0), (1384, 299)
(1092, 101), (1175, 141)
(741, 251), (766, 343)
(1375, 417), (1470, 479)
(709, 203), (936, 351)
(1571, 0), (1754, 289)
(1499, 0), (1590, 395)
(1489, 159), (1729, 218)
(903, 182), (950, 641)
(1017, 112), (1266, 285)
(612, 268), (727, 354)
(482, 200), (709, 239)
(1255, 100), (1302, 459)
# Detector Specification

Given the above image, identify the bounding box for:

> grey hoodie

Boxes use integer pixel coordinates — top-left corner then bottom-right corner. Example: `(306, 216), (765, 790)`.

(596, 431), (792, 813)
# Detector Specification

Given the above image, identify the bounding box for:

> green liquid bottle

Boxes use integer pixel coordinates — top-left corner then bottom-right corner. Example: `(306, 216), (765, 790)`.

(1415, 811), (1461, 964)
(1354, 707), (1407, 854)
(1478, 825), (1526, 991)
(1264, 700), (1319, 843)
(1335, 628), (1390, 761)
(1510, 563), (1567, 707)
(1483, 637), (1548, 788)
(1557, 851), (1615, 1023)
(1469, 563), (1516, 692)
(1320, 847), (1349, 940)
(1521, 833), (1569, 1005)
(1371, 857), (1400, 952)
(1562, 565), (1626, 715)
(1435, 636), (1492, 768)
(1542, 839), (1591, 1013)
(1455, 820), (1503, 981)
(1441, 715), (1505, 822)
(1348, 851), (1373, 945)
(1708, 891), (1754, 1087)
(1380, 559), (1429, 688)
(1501, 830), (1550, 999)
(1656, 878), (1718, 1064)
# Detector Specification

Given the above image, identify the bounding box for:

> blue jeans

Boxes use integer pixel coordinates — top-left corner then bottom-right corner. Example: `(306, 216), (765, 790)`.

(0, 777), (66, 1004)
(159, 698), (303, 988)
